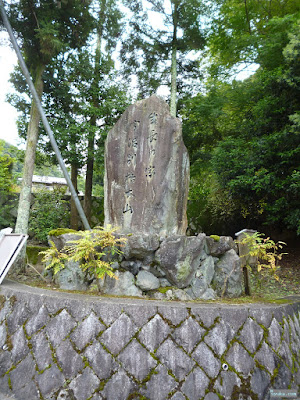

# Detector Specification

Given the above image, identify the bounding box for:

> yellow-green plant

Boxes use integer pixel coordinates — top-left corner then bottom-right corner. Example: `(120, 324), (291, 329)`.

(40, 240), (68, 275)
(237, 232), (287, 295)
(40, 226), (126, 280)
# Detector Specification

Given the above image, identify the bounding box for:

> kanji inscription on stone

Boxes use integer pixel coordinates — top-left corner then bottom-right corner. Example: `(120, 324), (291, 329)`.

(104, 95), (189, 236)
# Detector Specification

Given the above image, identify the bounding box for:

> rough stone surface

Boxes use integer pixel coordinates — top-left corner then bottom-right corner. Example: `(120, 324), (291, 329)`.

(192, 341), (221, 378)
(123, 233), (160, 260)
(0, 281), (299, 400)
(70, 312), (104, 350)
(48, 232), (82, 252)
(143, 364), (177, 400)
(56, 340), (84, 378)
(155, 234), (206, 288)
(102, 370), (135, 400)
(238, 317), (264, 353)
(100, 270), (143, 297)
(173, 317), (205, 353)
(206, 235), (238, 256)
(136, 270), (160, 290)
(181, 367), (210, 399)
(118, 339), (157, 381)
(156, 338), (194, 381)
(139, 314), (171, 352)
(54, 260), (88, 291)
(104, 95), (189, 236)
(212, 249), (243, 297)
(69, 367), (100, 400)
(225, 342), (255, 376)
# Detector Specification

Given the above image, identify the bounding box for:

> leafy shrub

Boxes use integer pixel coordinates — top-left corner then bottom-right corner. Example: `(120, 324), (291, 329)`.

(29, 188), (70, 243)
(40, 225), (126, 280)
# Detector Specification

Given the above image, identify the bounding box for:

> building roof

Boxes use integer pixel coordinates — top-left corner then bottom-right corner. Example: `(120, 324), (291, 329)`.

(31, 175), (67, 185)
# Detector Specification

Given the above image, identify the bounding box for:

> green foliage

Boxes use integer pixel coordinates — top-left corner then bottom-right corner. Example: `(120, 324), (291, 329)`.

(0, 141), (18, 229)
(121, 0), (206, 102)
(0, 141), (14, 193)
(237, 232), (287, 280)
(29, 188), (70, 243)
(40, 240), (68, 275)
(41, 225), (126, 280)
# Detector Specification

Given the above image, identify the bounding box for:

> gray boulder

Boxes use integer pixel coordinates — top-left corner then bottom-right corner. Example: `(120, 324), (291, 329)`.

(54, 260), (87, 291)
(123, 234), (160, 261)
(48, 232), (81, 252)
(212, 249), (243, 297)
(120, 260), (142, 276)
(99, 271), (143, 297)
(155, 234), (206, 288)
(206, 236), (238, 257)
(136, 270), (160, 291)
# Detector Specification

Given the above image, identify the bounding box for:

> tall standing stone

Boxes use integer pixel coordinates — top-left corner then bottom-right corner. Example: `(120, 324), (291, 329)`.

(104, 95), (189, 236)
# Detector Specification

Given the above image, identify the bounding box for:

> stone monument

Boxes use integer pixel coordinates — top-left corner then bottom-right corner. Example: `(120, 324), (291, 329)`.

(104, 95), (189, 236)
(50, 95), (243, 300)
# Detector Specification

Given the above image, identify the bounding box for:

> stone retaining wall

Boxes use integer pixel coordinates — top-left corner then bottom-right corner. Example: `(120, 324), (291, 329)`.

(0, 280), (299, 400)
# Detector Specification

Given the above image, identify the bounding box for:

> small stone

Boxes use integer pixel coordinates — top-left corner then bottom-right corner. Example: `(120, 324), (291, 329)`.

(139, 314), (171, 352)
(206, 236), (238, 256)
(120, 260), (141, 275)
(136, 270), (160, 291)
(143, 364), (177, 400)
(36, 365), (64, 397)
(70, 312), (104, 350)
(199, 288), (217, 300)
(100, 313), (137, 355)
(173, 317), (205, 353)
(102, 369), (135, 400)
(192, 341), (221, 378)
(101, 270), (143, 297)
(84, 342), (117, 379)
(181, 367), (210, 399)
(69, 367), (100, 400)
(238, 318), (264, 353)
(159, 278), (172, 287)
(251, 368), (271, 400)
(225, 342), (255, 376)
(156, 338), (194, 381)
(45, 309), (77, 348)
(212, 249), (243, 297)
(118, 339), (157, 381)
(56, 340), (84, 379)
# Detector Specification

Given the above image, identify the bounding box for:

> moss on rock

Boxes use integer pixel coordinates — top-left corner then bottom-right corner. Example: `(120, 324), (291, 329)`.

(48, 228), (77, 237)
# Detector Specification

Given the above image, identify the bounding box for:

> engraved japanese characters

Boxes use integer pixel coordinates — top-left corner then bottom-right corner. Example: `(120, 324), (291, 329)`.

(104, 95), (190, 236)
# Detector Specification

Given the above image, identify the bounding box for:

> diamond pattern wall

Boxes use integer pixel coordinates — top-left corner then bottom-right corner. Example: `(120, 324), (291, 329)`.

(0, 281), (299, 400)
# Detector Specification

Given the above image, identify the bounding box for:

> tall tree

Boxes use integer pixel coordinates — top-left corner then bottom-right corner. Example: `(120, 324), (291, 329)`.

(121, 0), (206, 116)
(83, 0), (124, 223)
(3, 0), (93, 239)
(182, 2), (300, 236)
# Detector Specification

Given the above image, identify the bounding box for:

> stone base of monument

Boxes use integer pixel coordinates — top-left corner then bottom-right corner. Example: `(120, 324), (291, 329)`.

(49, 232), (243, 300)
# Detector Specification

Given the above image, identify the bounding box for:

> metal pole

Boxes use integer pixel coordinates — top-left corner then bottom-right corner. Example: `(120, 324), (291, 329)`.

(0, 0), (91, 230)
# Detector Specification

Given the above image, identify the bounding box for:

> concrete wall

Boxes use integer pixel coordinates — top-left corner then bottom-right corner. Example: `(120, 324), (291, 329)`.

(0, 280), (299, 400)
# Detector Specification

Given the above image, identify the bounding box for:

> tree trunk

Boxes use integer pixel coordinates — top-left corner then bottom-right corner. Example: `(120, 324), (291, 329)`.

(170, 1), (178, 117)
(83, 0), (106, 223)
(15, 64), (45, 235)
(13, 64), (44, 273)
(70, 164), (79, 230)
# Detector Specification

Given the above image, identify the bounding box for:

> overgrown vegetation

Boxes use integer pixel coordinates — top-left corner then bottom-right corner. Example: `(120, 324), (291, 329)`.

(40, 225), (126, 280)
(237, 232), (287, 296)
(29, 188), (70, 243)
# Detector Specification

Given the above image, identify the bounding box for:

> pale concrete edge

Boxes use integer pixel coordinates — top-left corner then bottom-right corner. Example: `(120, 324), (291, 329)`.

(1, 279), (300, 315)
